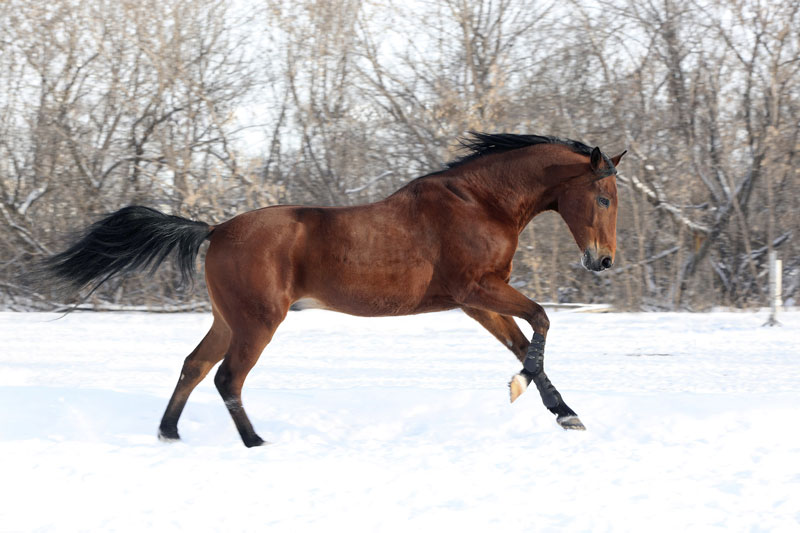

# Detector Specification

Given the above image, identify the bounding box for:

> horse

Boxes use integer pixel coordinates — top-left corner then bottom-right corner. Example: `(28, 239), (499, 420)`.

(40, 132), (625, 447)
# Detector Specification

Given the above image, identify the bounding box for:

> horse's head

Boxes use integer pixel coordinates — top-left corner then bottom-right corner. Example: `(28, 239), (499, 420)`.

(556, 147), (625, 272)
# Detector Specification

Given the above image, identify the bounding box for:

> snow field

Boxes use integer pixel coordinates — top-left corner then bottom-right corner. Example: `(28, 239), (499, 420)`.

(1, 310), (798, 531)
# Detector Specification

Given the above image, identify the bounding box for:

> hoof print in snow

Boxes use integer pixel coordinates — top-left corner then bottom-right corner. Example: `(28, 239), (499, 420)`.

(556, 415), (586, 431)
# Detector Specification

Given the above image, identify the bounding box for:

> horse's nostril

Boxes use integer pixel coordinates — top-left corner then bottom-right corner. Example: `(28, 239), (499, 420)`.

(601, 257), (613, 269)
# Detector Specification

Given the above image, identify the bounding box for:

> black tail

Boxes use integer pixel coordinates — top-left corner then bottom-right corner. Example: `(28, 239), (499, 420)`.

(38, 206), (213, 300)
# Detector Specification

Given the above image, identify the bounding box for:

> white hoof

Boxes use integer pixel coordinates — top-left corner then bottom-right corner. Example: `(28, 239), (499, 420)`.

(509, 373), (528, 403)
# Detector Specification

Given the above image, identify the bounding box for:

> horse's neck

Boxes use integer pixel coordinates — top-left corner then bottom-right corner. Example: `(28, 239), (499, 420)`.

(458, 162), (556, 232)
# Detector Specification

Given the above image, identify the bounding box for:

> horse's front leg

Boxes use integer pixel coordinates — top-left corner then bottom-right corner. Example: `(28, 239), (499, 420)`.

(461, 274), (585, 430)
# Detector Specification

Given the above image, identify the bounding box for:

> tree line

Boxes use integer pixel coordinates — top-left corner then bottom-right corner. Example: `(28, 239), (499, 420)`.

(1, 0), (798, 311)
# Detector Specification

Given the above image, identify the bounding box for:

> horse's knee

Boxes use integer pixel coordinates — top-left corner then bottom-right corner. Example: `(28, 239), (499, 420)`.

(535, 313), (550, 334)
(523, 304), (549, 334)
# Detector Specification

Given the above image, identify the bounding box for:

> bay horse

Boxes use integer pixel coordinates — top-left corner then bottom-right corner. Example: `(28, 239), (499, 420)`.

(41, 132), (625, 447)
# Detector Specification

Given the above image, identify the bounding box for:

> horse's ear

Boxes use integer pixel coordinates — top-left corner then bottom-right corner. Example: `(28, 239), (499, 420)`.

(590, 147), (603, 171)
(611, 150), (627, 167)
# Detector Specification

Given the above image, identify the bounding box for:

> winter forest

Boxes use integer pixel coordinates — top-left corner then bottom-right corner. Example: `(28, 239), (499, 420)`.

(1, 0), (798, 311)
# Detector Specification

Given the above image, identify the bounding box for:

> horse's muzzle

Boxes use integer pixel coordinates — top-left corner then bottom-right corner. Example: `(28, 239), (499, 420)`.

(581, 249), (613, 272)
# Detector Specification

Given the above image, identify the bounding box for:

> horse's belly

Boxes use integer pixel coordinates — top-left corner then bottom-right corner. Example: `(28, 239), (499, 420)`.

(301, 260), (452, 317)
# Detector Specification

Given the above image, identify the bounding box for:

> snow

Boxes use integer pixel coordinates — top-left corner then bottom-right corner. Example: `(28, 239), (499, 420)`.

(1, 309), (798, 531)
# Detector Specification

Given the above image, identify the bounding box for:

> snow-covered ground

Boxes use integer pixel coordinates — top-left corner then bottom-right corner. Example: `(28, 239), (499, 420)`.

(1, 309), (798, 532)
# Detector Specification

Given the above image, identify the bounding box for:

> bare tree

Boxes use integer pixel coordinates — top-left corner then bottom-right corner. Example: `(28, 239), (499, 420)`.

(0, 0), (266, 309)
(2, 0), (798, 311)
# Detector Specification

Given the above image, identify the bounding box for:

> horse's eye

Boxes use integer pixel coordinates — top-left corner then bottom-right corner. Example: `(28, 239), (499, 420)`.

(598, 197), (610, 208)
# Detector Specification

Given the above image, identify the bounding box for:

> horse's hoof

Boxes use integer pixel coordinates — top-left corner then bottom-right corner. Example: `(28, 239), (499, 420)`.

(158, 428), (181, 442)
(509, 373), (528, 403)
(243, 435), (269, 448)
(556, 415), (586, 431)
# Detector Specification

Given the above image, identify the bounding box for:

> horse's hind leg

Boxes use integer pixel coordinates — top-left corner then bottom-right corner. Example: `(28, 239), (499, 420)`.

(158, 315), (231, 441)
(214, 310), (286, 448)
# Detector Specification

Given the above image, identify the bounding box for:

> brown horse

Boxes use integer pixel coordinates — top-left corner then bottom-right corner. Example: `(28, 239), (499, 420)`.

(42, 132), (624, 447)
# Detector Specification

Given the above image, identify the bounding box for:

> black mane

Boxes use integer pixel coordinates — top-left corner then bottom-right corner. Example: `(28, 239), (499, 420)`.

(445, 131), (593, 170)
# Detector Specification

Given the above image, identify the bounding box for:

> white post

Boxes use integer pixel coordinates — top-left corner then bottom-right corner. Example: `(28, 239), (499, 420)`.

(765, 251), (782, 326)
